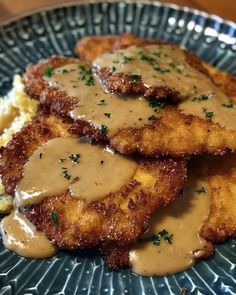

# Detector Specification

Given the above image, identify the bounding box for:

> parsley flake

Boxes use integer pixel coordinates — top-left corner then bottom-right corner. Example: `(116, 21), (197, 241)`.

(149, 99), (166, 109)
(51, 211), (59, 225)
(205, 111), (214, 118)
(68, 153), (80, 163)
(139, 52), (156, 65)
(196, 187), (206, 194)
(100, 125), (108, 134)
(123, 56), (134, 63)
(154, 66), (170, 73)
(222, 101), (234, 108)
(129, 74), (141, 85)
(104, 113), (111, 118)
(152, 229), (173, 246)
(44, 66), (54, 77)
(148, 115), (157, 121)
(62, 169), (71, 180)
(98, 99), (107, 105)
(192, 94), (209, 102)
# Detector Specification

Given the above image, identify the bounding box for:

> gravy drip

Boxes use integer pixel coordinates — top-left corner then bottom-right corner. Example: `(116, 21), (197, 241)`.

(94, 44), (236, 130)
(0, 209), (58, 258)
(15, 137), (137, 207)
(46, 64), (157, 137)
(130, 164), (211, 276)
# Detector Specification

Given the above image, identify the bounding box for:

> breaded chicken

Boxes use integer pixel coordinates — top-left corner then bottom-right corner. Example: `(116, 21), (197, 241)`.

(23, 57), (236, 157)
(200, 155), (236, 242)
(0, 108), (187, 249)
(104, 154), (236, 269)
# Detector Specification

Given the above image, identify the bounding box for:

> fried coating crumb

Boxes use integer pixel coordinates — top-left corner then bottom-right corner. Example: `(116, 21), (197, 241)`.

(0, 110), (186, 249)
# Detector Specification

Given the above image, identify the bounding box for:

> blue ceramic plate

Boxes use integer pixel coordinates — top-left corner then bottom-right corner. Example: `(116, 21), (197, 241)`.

(0, 1), (236, 294)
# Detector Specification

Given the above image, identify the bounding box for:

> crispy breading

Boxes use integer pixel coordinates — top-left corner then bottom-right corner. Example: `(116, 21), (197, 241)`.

(75, 33), (156, 61)
(23, 57), (236, 157)
(76, 33), (210, 99)
(0, 109), (186, 249)
(200, 155), (236, 242)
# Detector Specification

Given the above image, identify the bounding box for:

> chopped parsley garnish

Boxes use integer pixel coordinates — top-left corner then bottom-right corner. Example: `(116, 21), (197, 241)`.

(44, 66), (54, 77)
(222, 101), (234, 108)
(51, 211), (59, 225)
(112, 66), (117, 73)
(61, 69), (69, 74)
(68, 153), (80, 163)
(154, 66), (170, 73)
(78, 65), (95, 86)
(148, 115), (157, 121)
(123, 56), (134, 63)
(152, 51), (162, 57)
(196, 187), (206, 194)
(104, 113), (111, 118)
(192, 94), (209, 102)
(169, 62), (183, 74)
(85, 77), (95, 86)
(97, 99), (107, 105)
(62, 169), (71, 180)
(139, 52), (156, 65)
(113, 60), (119, 64)
(129, 74), (141, 85)
(205, 111), (214, 118)
(148, 99), (166, 109)
(39, 153), (43, 159)
(152, 229), (173, 246)
(100, 124), (108, 134)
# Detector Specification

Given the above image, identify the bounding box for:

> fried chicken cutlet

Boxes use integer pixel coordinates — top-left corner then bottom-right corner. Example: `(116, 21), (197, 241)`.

(23, 57), (236, 157)
(0, 107), (187, 249)
(103, 154), (236, 270)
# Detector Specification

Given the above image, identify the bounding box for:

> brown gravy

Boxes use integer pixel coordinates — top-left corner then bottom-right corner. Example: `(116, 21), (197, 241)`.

(0, 209), (58, 258)
(94, 44), (236, 130)
(46, 64), (157, 137)
(15, 137), (137, 207)
(130, 164), (211, 276)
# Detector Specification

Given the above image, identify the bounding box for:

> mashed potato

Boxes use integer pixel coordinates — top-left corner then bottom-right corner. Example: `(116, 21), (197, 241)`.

(0, 75), (38, 212)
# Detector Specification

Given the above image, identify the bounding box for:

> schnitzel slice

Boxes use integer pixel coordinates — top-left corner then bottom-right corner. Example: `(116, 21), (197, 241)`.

(200, 155), (236, 242)
(103, 154), (236, 269)
(0, 108), (186, 249)
(23, 57), (236, 157)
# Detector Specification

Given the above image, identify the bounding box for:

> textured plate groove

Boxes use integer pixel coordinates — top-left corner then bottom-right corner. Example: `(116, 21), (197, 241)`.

(0, 1), (236, 294)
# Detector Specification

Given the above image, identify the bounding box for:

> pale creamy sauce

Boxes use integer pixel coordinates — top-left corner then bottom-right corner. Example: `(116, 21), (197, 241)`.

(46, 64), (157, 137)
(94, 44), (236, 130)
(0, 209), (58, 258)
(15, 137), (137, 207)
(130, 164), (211, 276)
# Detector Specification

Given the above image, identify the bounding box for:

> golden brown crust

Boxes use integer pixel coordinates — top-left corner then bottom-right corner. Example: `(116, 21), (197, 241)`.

(109, 106), (236, 157)
(23, 57), (236, 158)
(200, 155), (236, 243)
(203, 62), (236, 101)
(102, 223), (215, 270)
(0, 112), (187, 249)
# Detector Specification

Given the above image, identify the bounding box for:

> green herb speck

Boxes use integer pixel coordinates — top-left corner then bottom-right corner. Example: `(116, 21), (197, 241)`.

(148, 115), (157, 121)
(104, 113), (111, 118)
(205, 111), (214, 118)
(196, 187), (206, 194)
(51, 211), (59, 225)
(44, 66), (54, 77)
(152, 229), (173, 246)
(97, 99), (107, 105)
(68, 153), (80, 163)
(100, 125), (108, 134)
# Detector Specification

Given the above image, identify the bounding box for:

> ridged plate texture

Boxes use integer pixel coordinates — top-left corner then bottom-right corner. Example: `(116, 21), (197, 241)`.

(0, 1), (235, 294)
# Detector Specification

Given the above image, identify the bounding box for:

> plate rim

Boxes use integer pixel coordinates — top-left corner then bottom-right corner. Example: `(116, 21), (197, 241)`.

(0, 0), (235, 29)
